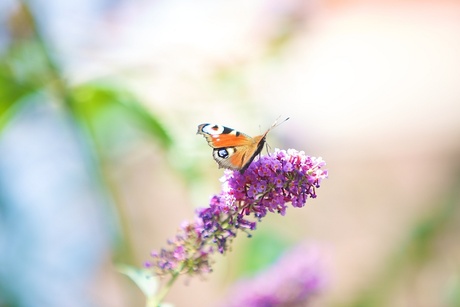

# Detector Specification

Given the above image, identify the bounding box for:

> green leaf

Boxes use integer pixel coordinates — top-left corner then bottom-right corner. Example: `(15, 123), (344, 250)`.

(0, 41), (48, 132)
(236, 229), (292, 277)
(117, 264), (158, 299)
(71, 83), (172, 149)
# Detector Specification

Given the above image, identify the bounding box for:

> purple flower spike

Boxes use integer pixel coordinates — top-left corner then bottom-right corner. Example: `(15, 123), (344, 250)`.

(219, 245), (327, 307)
(146, 149), (328, 277)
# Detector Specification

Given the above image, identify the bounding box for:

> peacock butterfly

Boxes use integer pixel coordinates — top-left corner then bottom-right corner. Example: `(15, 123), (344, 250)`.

(197, 118), (289, 173)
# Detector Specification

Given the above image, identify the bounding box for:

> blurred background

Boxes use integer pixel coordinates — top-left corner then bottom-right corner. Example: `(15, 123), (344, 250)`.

(1, 0), (460, 306)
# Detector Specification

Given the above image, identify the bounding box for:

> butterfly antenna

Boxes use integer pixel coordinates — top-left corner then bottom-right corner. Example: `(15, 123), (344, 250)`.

(273, 116), (290, 128)
(265, 116), (289, 134)
(264, 117), (289, 154)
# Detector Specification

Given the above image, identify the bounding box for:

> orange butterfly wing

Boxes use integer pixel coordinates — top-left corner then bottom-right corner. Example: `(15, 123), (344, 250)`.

(228, 135), (265, 172)
(197, 124), (267, 173)
(197, 124), (254, 148)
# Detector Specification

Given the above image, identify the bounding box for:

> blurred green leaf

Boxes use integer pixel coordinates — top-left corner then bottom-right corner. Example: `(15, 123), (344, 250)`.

(146, 300), (175, 307)
(71, 83), (172, 150)
(117, 264), (158, 299)
(0, 41), (49, 132)
(236, 230), (291, 277)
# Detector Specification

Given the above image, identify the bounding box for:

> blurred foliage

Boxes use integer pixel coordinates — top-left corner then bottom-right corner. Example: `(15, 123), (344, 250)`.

(0, 40), (48, 130)
(0, 1), (173, 266)
(337, 170), (460, 307)
(447, 274), (460, 307)
(234, 229), (292, 278)
(71, 83), (172, 153)
(117, 264), (159, 300)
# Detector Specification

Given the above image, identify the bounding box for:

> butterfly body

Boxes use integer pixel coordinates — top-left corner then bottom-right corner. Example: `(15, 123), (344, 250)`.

(197, 120), (287, 173)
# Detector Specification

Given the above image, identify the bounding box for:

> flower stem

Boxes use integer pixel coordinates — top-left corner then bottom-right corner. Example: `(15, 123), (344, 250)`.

(147, 270), (181, 307)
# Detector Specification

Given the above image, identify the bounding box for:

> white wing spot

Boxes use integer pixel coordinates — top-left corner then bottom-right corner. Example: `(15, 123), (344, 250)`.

(203, 124), (224, 135)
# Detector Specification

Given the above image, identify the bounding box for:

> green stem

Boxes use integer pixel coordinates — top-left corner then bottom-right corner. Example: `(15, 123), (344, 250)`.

(148, 271), (181, 307)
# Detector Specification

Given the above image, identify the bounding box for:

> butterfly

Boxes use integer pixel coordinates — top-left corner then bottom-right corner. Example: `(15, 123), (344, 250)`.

(197, 118), (289, 173)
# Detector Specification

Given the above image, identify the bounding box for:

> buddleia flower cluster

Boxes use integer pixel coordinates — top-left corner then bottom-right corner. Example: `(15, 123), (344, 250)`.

(145, 149), (328, 277)
(219, 244), (326, 307)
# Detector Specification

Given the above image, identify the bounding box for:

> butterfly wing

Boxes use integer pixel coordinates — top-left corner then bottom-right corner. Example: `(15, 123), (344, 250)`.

(197, 124), (253, 148)
(197, 124), (267, 173)
(212, 135), (265, 172)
